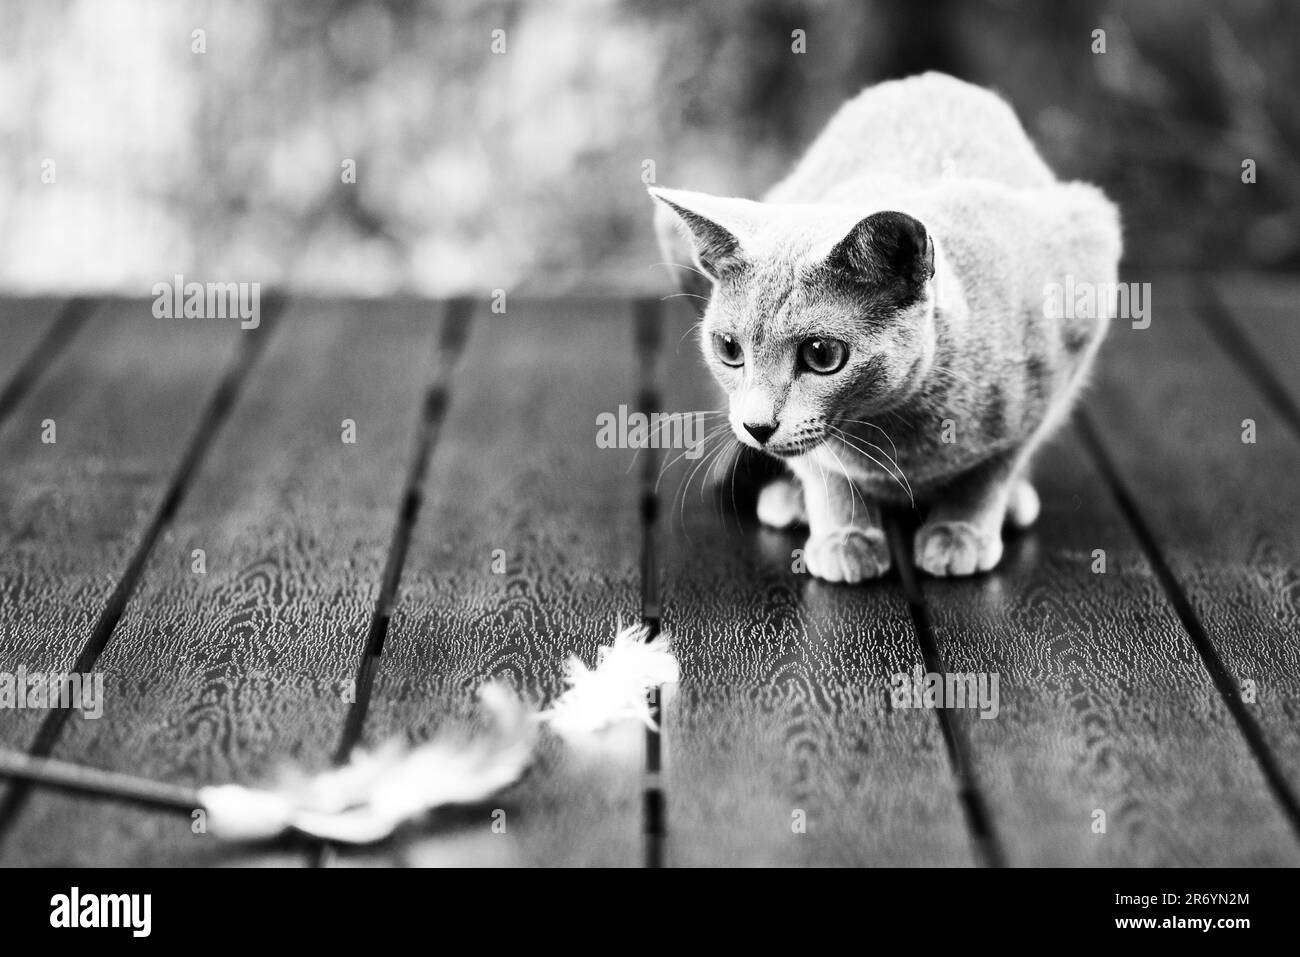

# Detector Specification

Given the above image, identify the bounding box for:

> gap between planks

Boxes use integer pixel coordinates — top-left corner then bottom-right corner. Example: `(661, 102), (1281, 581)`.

(884, 512), (1007, 868)
(634, 298), (667, 868)
(311, 297), (474, 868)
(0, 299), (97, 429)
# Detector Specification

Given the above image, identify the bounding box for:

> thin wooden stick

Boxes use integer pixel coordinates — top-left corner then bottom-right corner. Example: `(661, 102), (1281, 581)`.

(0, 748), (198, 813)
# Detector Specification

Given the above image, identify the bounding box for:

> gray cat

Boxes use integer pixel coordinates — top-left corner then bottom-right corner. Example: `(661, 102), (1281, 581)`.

(650, 72), (1121, 582)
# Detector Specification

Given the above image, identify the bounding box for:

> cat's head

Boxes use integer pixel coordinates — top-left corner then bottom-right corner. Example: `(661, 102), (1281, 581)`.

(650, 186), (937, 458)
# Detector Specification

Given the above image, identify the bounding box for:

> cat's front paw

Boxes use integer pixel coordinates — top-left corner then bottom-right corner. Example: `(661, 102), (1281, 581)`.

(914, 521), (1003, 577)
(757, 478), (806, 529)
(804, 527), (891, 583)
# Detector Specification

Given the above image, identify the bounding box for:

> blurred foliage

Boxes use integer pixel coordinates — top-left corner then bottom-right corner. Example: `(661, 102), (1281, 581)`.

(0, 0), (1295, 294)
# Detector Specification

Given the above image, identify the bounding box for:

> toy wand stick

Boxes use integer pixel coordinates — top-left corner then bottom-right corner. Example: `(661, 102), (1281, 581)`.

(0, 747), (198, 812)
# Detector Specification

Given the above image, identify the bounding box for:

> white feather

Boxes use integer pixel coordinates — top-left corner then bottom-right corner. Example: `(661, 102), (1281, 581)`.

(541, 623), (680, 736)
(199, 682), (535, 843)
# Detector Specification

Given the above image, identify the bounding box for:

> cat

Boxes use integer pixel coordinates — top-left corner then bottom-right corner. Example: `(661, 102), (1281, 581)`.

(650, 72), (1121, 582)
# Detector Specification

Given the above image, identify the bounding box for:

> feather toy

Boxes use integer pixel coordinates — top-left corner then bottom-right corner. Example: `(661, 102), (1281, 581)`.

(541, 622), (680, 737)
(0, 622), (679, 845)
(200, 681), (536, 842)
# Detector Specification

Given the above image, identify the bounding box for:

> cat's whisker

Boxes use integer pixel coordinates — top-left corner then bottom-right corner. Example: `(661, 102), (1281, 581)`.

(829, 427), (913, 504)
(706, 438), (742, 526)
(831, 416), (913, 500)
(688, 435), (724, 507)
(650, 260), (713, 283)
(660, 292), (710, 303)
(667, 438), (717, 545)
(828, 420), (905, 477)
(635, 412), (727, 479)
(828, 422), (913, 501)
(664, 418), (730, 462)
(822, 442), (863, 524)
(831, 417), (903, 465)
(827, 425), (915, 507)
(813, 456), (832, 527)
(701, 437), (736, 503)
(678, 435), (734, 534)
(727, 443), (743, 527)
(653, 422), (732, 490)
(678, 319), (705, 348)
(668, 438), (708, 534)
(666, 425), (723, 517)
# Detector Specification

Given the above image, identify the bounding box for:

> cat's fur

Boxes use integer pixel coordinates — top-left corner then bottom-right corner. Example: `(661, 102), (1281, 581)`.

(650, 72), (1121, 581)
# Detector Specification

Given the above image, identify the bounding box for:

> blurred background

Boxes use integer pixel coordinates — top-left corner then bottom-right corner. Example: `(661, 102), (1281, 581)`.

(0, 0), (1295, 296)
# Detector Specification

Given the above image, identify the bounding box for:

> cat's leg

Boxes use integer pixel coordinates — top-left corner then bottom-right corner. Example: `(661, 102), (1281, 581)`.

(757, 476), (807, 529)
(788, 458), (890, 582)
(915, 456), (1018, 577)
(1005, 477), (1040, 529)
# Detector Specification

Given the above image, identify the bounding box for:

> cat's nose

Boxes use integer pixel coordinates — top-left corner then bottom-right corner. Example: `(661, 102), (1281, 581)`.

(744, 422), (778, 445)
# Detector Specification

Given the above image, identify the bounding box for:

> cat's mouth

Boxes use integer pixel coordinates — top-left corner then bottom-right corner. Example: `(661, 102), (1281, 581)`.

(764, 435), (826, 458)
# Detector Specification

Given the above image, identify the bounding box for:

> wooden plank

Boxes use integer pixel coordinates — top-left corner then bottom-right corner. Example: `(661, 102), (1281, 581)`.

(1214, 273), (1300, 363)
(918, 423), (1300, 865)
(0, 302), (242, 757)
(0, 298), (67, 395)
(656, 301), (969, 866)
(5, 301), (437, 866)
(1085, 277), (1300, 838)
(1212, 274), (1300, 425)
(346, 300), (644, 867)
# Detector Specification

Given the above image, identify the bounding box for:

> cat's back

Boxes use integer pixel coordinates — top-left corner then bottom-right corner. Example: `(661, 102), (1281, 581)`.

(766, 72), (1056, 203)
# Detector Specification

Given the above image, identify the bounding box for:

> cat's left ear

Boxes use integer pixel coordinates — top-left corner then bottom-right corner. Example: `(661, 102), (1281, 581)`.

(648, 186), (756, 280)
(825, 211), (935, 291)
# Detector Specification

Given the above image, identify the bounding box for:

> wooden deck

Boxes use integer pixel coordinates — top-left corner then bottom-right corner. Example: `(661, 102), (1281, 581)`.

(0, 275), (1297, 867)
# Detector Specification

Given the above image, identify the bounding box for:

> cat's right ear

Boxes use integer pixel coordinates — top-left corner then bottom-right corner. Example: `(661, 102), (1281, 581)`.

(825, 210), (935, 292)
(648, 187), (748, 280)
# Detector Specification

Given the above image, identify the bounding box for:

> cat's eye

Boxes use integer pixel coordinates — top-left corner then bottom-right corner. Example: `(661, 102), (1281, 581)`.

(799, 338), (848, 374)
(712, 333), (745, 367)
